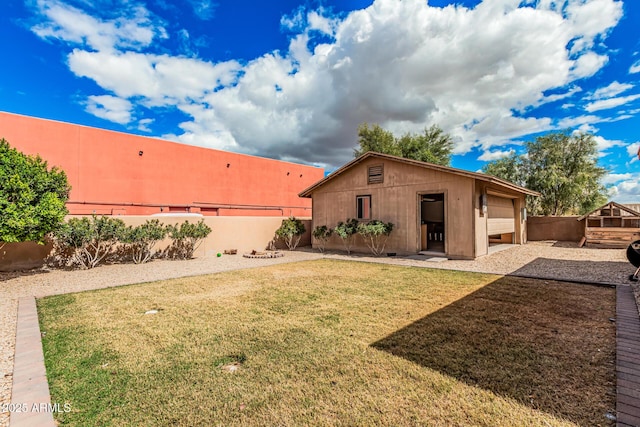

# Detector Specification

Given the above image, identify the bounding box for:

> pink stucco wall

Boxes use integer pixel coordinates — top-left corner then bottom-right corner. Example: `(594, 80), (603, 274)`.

(0, 112), (324, 216)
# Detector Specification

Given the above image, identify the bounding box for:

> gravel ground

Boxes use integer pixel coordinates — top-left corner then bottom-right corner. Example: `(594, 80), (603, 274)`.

(0, 241), (634, 427)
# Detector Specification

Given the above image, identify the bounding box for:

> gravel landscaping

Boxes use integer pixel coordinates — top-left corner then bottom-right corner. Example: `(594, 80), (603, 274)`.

(0, 241), (634, 427)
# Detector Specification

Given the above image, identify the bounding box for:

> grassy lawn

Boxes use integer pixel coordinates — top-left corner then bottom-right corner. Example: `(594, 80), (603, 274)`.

(38, 259), (615, 426)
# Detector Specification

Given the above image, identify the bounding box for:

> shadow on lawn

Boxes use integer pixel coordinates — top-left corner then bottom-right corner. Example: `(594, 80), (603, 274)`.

(371, 275), (616, 425)
(511, 257), (631, 285)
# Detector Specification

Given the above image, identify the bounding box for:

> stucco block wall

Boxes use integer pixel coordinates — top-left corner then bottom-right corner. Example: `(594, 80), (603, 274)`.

(310, 157), (476, 258)
(0, 216), (311, 271)
(0, 112), (323, 216)
(527, 216), (584, 242)
(0, 241), (53, 271)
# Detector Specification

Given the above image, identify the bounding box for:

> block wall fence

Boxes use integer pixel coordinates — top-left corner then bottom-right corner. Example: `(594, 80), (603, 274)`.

(0, 216), (312, 272)
(526, 216), (585, 242)
(1, 215), (593, 271)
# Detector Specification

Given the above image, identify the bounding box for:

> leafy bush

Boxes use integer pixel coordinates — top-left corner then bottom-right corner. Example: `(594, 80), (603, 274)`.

(120, 220), (167, 264)
(275, 217), (306, 250)
(0, 138), (70, 248)
(53, 215), (126, 269)
(166, 219), (212, 259)
(357, 220), (394, 256)
(334, 218), (359, 254)
(312, 225), (333, 253)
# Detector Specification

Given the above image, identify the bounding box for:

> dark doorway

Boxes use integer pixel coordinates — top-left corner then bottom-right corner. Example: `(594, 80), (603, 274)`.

(420, 193), (445, 254)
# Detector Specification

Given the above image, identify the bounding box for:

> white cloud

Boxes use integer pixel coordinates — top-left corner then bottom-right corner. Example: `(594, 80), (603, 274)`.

(68, 50), (242, 104)
(32, 0), (164, 52)
(187, 0), (217, 20)
(478, 148), (515, 161)
(585, 94), (640, 112)
(608, 178), (640, 203)
(539, 86), (582, 105)
(576, 123), (598, 133)
(564, 0), (623, 54)
(137, 118), (154, 132)
(630, 60), (640, 74)
(570, 51), (609, 79)
(602, 173), (633, 185)
(591, 81), (633, 99)
(31, 0), (626, 167)
(280, 7), (306, 32)
(627, 142), (640, 158)
(591, 135), (625, 156)
(307, 10), (339, 36)
(85, 95), (132, 124)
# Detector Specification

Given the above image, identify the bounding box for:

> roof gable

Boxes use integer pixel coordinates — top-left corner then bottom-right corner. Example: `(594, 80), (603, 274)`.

(577, 201), (640, 220)
(299, 152), (539, 197)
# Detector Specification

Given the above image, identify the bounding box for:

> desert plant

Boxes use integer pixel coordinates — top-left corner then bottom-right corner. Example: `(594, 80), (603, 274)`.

(312, 225), (333, 253)
(166, 219), (212, 259)
(53, 215), (126, 268)
(357, 220), (394, 256)
(334, 218), (359, 254)
(120, 220), (167, 264)
(275, 217), (306, 250)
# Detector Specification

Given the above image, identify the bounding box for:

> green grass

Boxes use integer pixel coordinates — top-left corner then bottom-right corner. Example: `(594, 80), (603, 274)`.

(38, 259), (615, 426)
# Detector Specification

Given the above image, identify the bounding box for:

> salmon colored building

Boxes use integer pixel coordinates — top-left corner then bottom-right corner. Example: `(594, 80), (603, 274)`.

(0, 111), (324, 216)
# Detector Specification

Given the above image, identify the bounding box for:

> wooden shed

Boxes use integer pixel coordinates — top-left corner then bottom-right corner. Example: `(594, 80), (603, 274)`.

(578, 201), (640, 248)
(299, 152), (539, 259)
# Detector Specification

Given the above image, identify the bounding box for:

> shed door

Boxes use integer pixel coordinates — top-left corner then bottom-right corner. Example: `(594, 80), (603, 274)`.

(487, 195), (515, 235)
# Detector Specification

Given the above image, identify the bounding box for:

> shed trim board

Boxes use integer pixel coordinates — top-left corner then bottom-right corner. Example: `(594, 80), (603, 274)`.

(301, 152), (537, 259)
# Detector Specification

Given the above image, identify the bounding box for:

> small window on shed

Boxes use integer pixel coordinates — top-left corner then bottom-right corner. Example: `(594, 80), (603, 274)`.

(356, 195), (371, 220)
(368, 164), (384, 184)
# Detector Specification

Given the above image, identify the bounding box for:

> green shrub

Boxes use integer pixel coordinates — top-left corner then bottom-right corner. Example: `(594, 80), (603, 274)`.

(53, 215), (126, 269)
(0, 138), (70, 248)
(275, 217), (306, 250)
(166, 219), (212, 259)
(357, 220), (394, 256)
(334, 218), (359, 254)
(312, 225), (333, 253)
(120, 220), (167, 264)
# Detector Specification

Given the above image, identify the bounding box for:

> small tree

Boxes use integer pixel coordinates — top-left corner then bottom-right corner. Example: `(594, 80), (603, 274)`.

(354, 123), (453, 166)
(482, 131), (608, 215)
(312, 225), (333, 253)
(53, 215), (126, 269)
(334, 218), (359, 254)
(0, 138), (70, 249)
(120, 220), (167, 264)
(275, 217), (306, 250)
(166, 219), (212, 259)
(357, 220), (394, 256)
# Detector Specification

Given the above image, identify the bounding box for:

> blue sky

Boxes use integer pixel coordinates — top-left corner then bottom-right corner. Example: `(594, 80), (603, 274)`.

(1, 0), (639, 201)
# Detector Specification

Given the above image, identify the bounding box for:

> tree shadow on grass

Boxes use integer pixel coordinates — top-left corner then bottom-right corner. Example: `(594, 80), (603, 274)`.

(371, 275), (616, 425)
(511, 257), (631, 285)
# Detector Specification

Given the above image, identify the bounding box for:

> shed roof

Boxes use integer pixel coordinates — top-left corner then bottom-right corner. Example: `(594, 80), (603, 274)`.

(577, 201), (640, 221)
(299, 151), (540, 198)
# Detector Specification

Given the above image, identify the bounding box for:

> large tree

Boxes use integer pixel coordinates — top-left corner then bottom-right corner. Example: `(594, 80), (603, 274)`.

(0, 138), (70, 246)
(482, 132), (608, 216)
(354, 123), (454, 166)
